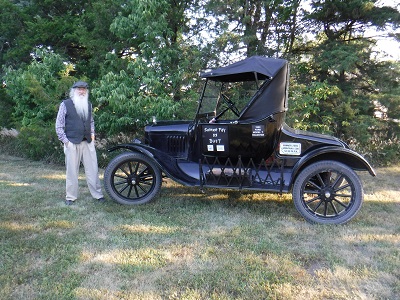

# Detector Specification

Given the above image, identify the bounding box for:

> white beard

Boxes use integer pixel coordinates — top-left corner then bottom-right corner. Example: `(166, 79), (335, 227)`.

(70, 89), (89, 120)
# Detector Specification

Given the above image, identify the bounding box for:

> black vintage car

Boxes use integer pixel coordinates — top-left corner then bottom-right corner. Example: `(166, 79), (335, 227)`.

(103, 56), (376, 224)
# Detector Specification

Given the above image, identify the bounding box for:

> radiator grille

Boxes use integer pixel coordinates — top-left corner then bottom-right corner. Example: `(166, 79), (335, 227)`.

(167, 135), (187, 157)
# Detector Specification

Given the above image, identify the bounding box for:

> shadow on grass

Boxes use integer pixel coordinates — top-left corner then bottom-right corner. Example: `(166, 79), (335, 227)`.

(103, 177), (400, 228)
(114, 181), (298, 221)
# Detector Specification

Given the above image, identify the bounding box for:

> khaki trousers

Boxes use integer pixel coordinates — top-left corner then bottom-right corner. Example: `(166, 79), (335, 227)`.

(64, 141), (103, 201)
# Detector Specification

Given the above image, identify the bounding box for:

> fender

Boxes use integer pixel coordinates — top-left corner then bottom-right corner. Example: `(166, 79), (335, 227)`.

(108, 143), (198, 186)
(108, 143), (155, 158)
(287, 146), (376, 188)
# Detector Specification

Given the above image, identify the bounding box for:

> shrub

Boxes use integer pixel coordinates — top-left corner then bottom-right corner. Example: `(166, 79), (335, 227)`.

(14, 125), (64, 164)
(0, 88), (14, 128)
(4, 49), (76, 129)
(94, 132), (140, 168)
(350, 131), (400, 167)
(0, 128), (19, 155)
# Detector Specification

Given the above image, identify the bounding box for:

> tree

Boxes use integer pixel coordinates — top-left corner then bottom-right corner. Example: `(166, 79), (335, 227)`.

(0, 0), (26, 67)
(4, 49), (75, 127)
(0, 0), (126, 78)
(1, 0), (399, 165)
(92, 0), (205, 135)
(3, 49), (77, 161)
(1, 0), (83, 68)
(204, 0), (303, 59)
(69, 0), (128, 78)
(287, 0), (400, 163)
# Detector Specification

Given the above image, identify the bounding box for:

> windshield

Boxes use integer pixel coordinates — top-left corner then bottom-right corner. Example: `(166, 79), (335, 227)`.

(196, 79), (263, 121)
(198, 80), (221, 114)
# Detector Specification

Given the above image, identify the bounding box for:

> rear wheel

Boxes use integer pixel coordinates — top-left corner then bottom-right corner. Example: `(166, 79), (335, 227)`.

(104, 152), (162, 205)
(292, 161), (363, 224)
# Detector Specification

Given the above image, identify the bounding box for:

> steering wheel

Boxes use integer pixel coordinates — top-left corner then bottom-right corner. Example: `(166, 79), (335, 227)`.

(214, 94), (240, 121)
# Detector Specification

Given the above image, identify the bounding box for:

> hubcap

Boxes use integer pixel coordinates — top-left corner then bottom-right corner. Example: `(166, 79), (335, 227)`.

(321, 187), (334, 202)
(130, 176), (137, 185)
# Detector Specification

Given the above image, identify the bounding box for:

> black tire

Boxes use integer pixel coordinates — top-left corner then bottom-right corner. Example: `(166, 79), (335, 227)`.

(104, 152), (162, 205)
(292, 160), (363, 224)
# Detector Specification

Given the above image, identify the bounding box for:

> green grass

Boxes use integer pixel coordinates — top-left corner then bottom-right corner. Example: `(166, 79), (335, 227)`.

(0, 154), (399, 299)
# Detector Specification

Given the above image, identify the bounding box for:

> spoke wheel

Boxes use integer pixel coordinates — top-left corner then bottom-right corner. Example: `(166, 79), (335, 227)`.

(104, 152), (162, 205)
(292, 161), (363, 224)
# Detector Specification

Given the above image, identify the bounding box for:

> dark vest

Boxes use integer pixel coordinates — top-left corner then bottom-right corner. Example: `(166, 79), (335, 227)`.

(63, 99), (92, 144)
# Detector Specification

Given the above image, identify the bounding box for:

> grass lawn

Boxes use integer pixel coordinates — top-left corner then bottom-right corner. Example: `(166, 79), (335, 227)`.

(0, 154), (399, 299)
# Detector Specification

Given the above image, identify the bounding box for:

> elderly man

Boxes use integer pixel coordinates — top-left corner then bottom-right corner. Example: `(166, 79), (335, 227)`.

(55, 81), (104, 205)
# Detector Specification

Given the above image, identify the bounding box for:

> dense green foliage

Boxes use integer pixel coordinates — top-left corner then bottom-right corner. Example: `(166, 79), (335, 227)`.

(1, 0), (399, 165)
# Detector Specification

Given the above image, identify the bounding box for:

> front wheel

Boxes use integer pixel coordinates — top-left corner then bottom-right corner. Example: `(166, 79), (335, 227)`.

(292, 161), (364, 224)
(104, 152), (162, 205)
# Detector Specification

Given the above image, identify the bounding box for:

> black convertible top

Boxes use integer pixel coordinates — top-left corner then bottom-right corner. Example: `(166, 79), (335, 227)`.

(200, 56), (287, 82)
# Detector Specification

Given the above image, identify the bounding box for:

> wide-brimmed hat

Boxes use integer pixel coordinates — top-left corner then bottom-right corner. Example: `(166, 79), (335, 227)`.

(72, 81), (89, 88)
